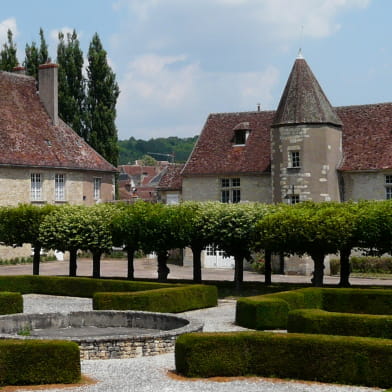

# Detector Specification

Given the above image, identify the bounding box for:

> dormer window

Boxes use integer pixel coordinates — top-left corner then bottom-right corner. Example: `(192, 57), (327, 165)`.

(232, 122), (250, 146)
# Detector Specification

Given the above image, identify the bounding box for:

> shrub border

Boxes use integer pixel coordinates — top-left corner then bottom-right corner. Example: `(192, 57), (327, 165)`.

(175, 331), (392, 388)
(236, 287), (392, 330)
(0, 275), (218, 313)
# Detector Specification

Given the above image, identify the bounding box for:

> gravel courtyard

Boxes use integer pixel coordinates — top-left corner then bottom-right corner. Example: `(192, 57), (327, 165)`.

(17, 294), (381, 392)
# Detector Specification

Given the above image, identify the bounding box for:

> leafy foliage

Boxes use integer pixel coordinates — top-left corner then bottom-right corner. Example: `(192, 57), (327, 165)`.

(85, 33), (119, 166)
(0, 29), (18, 71)
(118, 136), (198, 164)
(57, 30), (86, 138)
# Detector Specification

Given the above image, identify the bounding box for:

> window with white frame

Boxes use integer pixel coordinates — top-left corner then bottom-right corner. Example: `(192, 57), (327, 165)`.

(94, 177), (101, 200)
(220, 178), (241, 203)
(386, 175), (392, 200)
(288, 194), (300, 205)
(290, 151), (301, 168)
(55, 174), (65, 201)
(31, 173), (42, 201)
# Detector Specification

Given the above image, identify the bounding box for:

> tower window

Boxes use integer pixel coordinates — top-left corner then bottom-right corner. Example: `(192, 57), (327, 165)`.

(290, 151), (300, 168)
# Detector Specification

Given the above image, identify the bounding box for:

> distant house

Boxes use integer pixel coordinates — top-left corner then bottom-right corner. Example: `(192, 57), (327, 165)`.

(181, 53), (392, 273)
(0, 64), (117, 258)
(157, 164), (184, 204)
(118, 161), (170, 202)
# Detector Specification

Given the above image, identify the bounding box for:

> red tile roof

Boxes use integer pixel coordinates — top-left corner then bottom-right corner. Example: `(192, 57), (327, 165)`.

(0, 71), (116, 172)
(158, 164), (184, 190)
(182, 111), (274, 176)
(337, 103), (392, 171)
(182, 103), (392, 176)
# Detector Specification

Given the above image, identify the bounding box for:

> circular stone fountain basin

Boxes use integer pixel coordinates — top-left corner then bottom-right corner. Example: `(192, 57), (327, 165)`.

(0, 311), (203, 360)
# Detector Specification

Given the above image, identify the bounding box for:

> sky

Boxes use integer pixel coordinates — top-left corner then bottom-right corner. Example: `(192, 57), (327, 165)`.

(1, 0), (391, 141)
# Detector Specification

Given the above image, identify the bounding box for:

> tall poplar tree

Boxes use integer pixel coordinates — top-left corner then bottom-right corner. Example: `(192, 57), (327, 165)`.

(0, 29), (18, 71)
(85, 33), (119, 166)
(57, 30), (86, 138)
(25, 28), (50, 79)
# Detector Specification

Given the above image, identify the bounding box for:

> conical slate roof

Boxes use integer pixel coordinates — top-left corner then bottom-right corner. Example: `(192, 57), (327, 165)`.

(272, 55), (342, 127)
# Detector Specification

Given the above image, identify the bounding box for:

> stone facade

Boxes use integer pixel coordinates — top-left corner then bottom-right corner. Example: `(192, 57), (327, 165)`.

(182, 174), (271, 203)
(0, 167), (114, 207)
(271, 125), (342, 203)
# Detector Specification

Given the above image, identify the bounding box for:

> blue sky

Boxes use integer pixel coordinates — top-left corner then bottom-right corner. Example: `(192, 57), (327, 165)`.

(1, 0), (391, 141)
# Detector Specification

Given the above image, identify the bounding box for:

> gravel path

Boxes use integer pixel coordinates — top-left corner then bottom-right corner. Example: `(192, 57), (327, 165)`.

(19, 295), (380, 392)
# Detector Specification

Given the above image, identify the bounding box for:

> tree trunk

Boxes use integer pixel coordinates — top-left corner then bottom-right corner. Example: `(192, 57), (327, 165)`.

(234, 253), (244, 292)
(279, 252), (285, 275)
(264, 249), (272, 285)
(192, 246), (202, 283)
(310, 253), (325, 287)
(32, 245), (41, 275)
(339, 248), (351, 287)
(157, 251), (170, 282)
(92, 251), (101, 279)
(127, 248), (135, 280)
(69, 249), (77, 277)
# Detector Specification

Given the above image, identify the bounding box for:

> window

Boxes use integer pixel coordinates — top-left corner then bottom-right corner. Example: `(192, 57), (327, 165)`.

(290, 151), (300, 168)
(31, 173), (42, 201)
(288, 194), (300, 205)
(233, 129), (249, 145)
(94, 178), (101, 200)
(55, 174), (65, 201)
(220, 178), (241, 203)
(386, 175), (392, 200)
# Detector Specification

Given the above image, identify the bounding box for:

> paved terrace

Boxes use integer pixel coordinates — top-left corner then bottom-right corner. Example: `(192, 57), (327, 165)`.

(0, 257), (391, 286)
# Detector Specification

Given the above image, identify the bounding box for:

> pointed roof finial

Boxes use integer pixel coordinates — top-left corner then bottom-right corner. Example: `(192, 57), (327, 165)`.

(297, 48), (304, 59)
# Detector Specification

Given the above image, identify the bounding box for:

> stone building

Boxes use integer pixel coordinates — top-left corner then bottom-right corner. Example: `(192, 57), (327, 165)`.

(0, 64), (117, 258)
(180, 53), (392, 272)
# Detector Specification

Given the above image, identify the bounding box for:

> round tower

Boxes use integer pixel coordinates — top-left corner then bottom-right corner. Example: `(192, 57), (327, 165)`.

(271, 53), (343, 204)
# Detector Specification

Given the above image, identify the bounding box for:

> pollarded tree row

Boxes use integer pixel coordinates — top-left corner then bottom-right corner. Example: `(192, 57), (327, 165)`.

(0, 200), (391, 286)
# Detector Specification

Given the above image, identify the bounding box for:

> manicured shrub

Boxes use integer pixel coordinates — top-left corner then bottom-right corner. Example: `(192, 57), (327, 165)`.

(288, 309), (392, 339)
(322, 288), (392, 315)
(0, 292), (23, 315)
(0, 340), (80, 386)
(0, 275), (173, 297)
(93, 284), (218, 313)
(175, 331), (392, 388)
(236, 288), (392, 330)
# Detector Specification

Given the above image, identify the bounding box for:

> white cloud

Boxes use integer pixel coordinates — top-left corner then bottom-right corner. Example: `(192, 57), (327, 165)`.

(116, 53), (279, 139)
(0, 18), (18, 45)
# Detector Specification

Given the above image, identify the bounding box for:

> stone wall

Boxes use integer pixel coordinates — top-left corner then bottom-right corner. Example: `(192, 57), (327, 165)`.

(342, 171), (391, 201)
(0, 167), (114, 206)
(182, 174), (271, 203)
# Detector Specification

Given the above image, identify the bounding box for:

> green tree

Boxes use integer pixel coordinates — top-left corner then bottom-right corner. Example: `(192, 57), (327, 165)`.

(0, 29), (18, 71)
(85, 33), (119, 166)
(57, 30), (86, 138)
(140, 154), (157, 166)
(25, 28), (50, 79)
(0, 204), (55, 275)
(139, 204), (184, 282)
(175, 202), (220, 283)
(110, 202), (154, 280)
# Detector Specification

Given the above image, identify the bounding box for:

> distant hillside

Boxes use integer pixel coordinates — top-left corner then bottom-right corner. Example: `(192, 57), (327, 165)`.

(118, 136), (198, 165)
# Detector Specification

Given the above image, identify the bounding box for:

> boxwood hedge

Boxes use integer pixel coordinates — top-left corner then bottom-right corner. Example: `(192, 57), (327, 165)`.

(236, 288), (392, 330)
(0, 275), (218, 313)
(0, 292), (23, 315)
(175, 331), (392, 388)
(288, 308), (392, 339)
(93, 284), (218, 313)
(0, 339), (80, 386)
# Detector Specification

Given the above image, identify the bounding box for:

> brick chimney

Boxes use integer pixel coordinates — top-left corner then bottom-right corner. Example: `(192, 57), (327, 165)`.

(38, 64), (59, 126)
